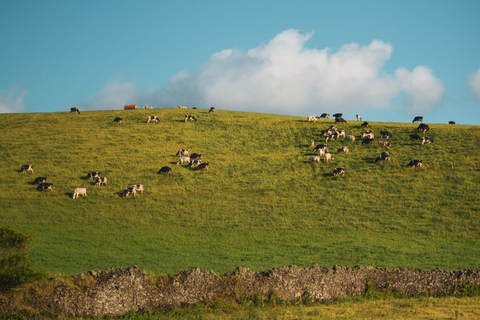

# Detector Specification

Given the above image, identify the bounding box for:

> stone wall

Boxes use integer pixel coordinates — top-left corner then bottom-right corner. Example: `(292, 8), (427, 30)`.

(14, 265), (480, 317)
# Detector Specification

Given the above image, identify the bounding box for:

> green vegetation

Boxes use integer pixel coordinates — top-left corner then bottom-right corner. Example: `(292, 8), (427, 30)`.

(0, 109), (479, 275)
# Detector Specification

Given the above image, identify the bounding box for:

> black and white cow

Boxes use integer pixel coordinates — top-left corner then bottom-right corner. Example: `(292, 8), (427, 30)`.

(333, 113), (343, 119)
(333, 167), (346, 176)
(147, 115), (160, 123)
(197, 163), (209, 171)
(362, 138), (375, 145)
(380, 131), (392, 139)
(114, 117), (123, 123)
(421, 137), (434, 145)
(185, 114), (196, 122)
(86, 172), (101, 180)
(190, 153), (202, 160)
(32, 177), (47, 184)
(417, 123), (430, 133)
(319, 113), (330, 119)
(412, 116), (423, 123)
(361, 121), (369, 127)
(407, 160), (423, 167)
(70, 107), (80, 114)
(209, 107), (216, 113)
(158, 166), (172, 174)
(37, 183), (53, 191)
(375, 151), (391, 163)
(335, 117), (347, 123)
(410, 133), (421, 140)
(20, 165), (34, 173)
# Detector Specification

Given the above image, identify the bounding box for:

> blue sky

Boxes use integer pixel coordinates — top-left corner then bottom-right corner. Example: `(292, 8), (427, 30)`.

(1, 0), (479, 124)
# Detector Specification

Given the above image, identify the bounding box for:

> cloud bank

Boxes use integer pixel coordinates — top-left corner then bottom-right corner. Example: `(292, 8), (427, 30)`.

(0, 87), (28, 113)
(467, 68), (480, 101)
(81, 79), (137, 110)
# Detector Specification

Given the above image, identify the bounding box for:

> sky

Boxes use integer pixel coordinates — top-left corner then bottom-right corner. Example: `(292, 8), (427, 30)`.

(1, 0), (479, 124)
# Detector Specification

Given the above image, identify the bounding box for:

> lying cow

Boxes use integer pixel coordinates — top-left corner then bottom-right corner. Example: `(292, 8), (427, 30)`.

(86, 172), (101, 180)
(309, 156), (321, 163)
(143, 106), (153, 109)
(375, 151), (391, 163)
(114, 117), (123, 123)
(73, 188), (86, 199)
(147, 115), (160, 123)
(361, 121), (369, 127)
(94, 176), (107, 186)
(178, 105), (187, 109)
(407, 160), (423, 167)
(185, 114), (196, 122)
(20, 165), (34, 173)
(362, 138), (375, 145)
(380, 131), (392, 139)
(32, 177), (47, 184)
(337, 146), (349, 154)
(412, 116), (423, 123)
(378, 141), (391, 148)
(410, 133), (421, 140)
(188, 159), (202, 168)
(37, 183), (53, 191)
(421, 137), (434, 145)
(70, 107), (80, 114)
(333, 167), (346, 176)
(307, 115), (318, 122)
(158, 166), (172, 174)
(197, 163), (209, 171)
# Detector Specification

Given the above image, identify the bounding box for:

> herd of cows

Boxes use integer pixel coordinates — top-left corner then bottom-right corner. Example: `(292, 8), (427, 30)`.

(19, 107), (444, 198)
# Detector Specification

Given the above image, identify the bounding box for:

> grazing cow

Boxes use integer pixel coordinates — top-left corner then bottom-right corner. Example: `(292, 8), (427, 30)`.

(324, 153), (334, 162)
(361, 121), (369, 127)
(309, 155), (321, 163)
(421, 137), (434, 145)
(20, 165), (34, 173)
(123, 187), (137, 198)
(94, 176), (107, 186)
(309, 140), (315, 148)
(410, 133), (421, 140)
(407, 160), (423, 168)
(32, 177), (47, 184)
(190, 153), (202, 160)
(345, 135), (356, 142)
(316, 148), (326, 156)
(197, 163), (209, 171)
(361, 132), (374, 139)
(378, 141), (391, 148)
(337, 130), (346, 138)
(185, 114), (196, 122)
(333, 113), (343, 119)
(412, 116), (423, 123)
(209, 107), (216, 113)
(380, 131), (392, 139)
(114, 117), (123, 123)
(333, 167), (346, 176)
(449, 121), (455, 124)
(70, 107), (80, 114)
(176, 149), (189, 157)
(132, 184), (144, 194)
(37, 183), (53, 191)
(417, 123), (430, 133)
(314, 144), (328, 153)
(375, 151), (391, 163)
(319, 113), (330, 119)
(325, 134), (337, 142)
(337, 146), (349, 154)
(188, 159), (202, 168)
(362, 138), (375, 145)
(158, 166), (172, 174)
(86, 172), (101, 180)
(335, 117), (347, 123)
(177, 105), (187, 109)
(177, 156), (191, 165)
(73, 188), (86, 199)
(143, 106), (153, 109)
(147, 115), (160, 123)
(356, 114), (361, 121)
(307, 116), (318, 122)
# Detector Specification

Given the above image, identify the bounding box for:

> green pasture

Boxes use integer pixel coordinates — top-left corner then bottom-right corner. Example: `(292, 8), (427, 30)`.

(0, 109), (479, 275)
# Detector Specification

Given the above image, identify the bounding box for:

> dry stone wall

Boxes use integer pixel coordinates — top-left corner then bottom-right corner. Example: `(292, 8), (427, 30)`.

(19, 265), (480, 317)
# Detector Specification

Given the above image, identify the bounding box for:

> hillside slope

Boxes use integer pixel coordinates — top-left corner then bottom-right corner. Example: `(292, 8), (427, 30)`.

(0, 109), (479, 275)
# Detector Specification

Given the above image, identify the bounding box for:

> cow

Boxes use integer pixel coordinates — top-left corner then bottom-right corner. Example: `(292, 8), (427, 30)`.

(337, 146), (349, 154)
(209, 107), (216, 113)
(325, 134), (337, 142)
(177, 156), (191, 165)
(333, 167), (346, 176)
(143, 106), (153, 109)
(309, 156), (321, 163)
(177, 105), (187, 109)
(421, 137), (434, 145)
(176, 149), (189, 157)
(378, 141), (391, 148)
(417, 123), (430, 133)
(20, 165), (34, 173)
(333, 113), (343, 119)
(37, 183), (53, 191)
(362, 138), (375, 145)
(309, 140), (315, 148)
(114, 117), (123, 123)
(407, 160), (423, 167)
(158, 166), (172, 174)
(361, 132), (374, 139)
(307, 116), (318, 122)
(361, 121), (369, 127)
(132, 184), (144, 194)
(316, 148), (326, 156)
(197, 163), (209, 170)
(324, 153), (334, 162)
(70, 107), (80, 114)
(86, 172), (101, 180)
(356, 114), (361, 121)
(412, 116), (423, 123)
(94, 176), (107, 186)
(410, 133), (421, 140)
(190, 153), (202, 160)
(314, 144), (328, 153)
(380, 131), (392, 139)
(345, 135), (356, 142)
(375, 151), (391, 163)
(188, 159), (202, 168)
(73, 188), (86, 199)
(337, 130), (346, 138)
(319, 113), (330, 119)
(123, 187), (137, 198)
(32, 177), (47, 184)
(335, 117), (347, 123)
(147, 116), (160, 123)
(185, 114), (196, 122)
(449, 121), (455, 124)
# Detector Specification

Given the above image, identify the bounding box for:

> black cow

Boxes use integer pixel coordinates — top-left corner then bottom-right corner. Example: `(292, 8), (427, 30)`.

(190, 153), (202, 160)
(209, 107), (216, 113)
(412, 116), (423, 123)
(380, 131), (392, 139)
(335, 117), (347, 123)
(417, 123), (430, 133)
(410, 133), (421, 140)
(197, 163), (209, 171)
(158, 166), (172, 174)
(70, 107), (80, 114)
(333, 113), (343, 118)
(32, 177), (47, 184)
(449, 121), (455, 124)
(362, 138), (375, 145)
(114, 117), (123, 123)
(375, 151), (391, 163)
(361, 121), (369, 127)
(319, 113), (330, 119)
(86, 172), (101, 180)
(37, 183), (53, 191)
(407, 160), (423, 167)
(333, 167), (346, 176)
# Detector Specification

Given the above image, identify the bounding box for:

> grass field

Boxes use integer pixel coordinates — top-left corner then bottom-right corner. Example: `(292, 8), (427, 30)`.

(0, 108), (479, 276)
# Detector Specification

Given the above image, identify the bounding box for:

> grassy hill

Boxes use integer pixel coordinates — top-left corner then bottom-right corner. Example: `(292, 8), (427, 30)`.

(0, 108), (479, 275)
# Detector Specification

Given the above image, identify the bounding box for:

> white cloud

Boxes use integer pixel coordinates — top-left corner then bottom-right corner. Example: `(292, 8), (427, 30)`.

(81, 79), (137, 110)
(148, 29), (444, 115)
(0, 87), (28, 113)
(467, 68), (480, 101)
